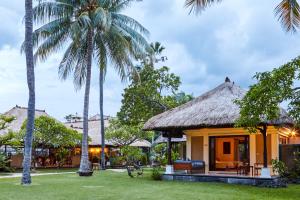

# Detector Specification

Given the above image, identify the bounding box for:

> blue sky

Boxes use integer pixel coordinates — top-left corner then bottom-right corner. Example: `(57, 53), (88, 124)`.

(1, 0), (300, 121)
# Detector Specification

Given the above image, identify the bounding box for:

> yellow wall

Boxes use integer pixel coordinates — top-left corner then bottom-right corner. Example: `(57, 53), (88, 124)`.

(191, 136), (203, 160)
(185, 126), (280, 172)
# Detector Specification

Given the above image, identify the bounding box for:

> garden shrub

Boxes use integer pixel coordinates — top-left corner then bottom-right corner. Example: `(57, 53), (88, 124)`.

(151, 167), (162, 181)
(0, 153), (14, 172)
(272, 159), (288, 178)
(272, 153), (300, 182)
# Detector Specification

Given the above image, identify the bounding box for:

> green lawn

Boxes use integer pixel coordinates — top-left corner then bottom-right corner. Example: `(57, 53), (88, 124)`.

(0, 170), (299, 200)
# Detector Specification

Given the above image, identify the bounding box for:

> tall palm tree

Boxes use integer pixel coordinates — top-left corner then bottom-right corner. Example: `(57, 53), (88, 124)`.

(32, 0), (94, 175)
(146, 42), (165, 66)
(91, 0), (149, 169)
(22, 0), (35, 185)
(150, 42), (165, 56)
(185, 0), (300, 32)
(33, 0), (149, 172)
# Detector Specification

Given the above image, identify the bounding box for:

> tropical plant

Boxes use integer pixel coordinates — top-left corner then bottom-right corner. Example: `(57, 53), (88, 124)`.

(151, 167), (162, 180)
(0, 153), (13, 172)
(32, 0), (149, 172)
(0, 132), (21, 150)
(22, 0), (35, 185)
(18, 116), (82, 167)
(185, 0), (300, 32)
(117, 65), (192, 126)
(0, 115), (14, 130)
(106, 119), (151, 147)
(92, 0), (149, 170)
(272, 159), (289, 177)
(151, 143), (179, 166)
(144, 42), (166, 66)
(120, 146), (145, 165)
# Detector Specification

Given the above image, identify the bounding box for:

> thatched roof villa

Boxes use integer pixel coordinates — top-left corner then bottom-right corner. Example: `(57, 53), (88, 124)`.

(144, 78), (296, 176)
(0, 105), (49, 136)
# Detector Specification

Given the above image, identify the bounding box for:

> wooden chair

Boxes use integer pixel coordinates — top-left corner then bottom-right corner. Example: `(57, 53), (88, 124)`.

(254, 163), (263, 176)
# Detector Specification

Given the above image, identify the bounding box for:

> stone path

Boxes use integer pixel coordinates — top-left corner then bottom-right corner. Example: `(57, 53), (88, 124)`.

(0, 172), (75, 179)
(107, 169), (126, 173)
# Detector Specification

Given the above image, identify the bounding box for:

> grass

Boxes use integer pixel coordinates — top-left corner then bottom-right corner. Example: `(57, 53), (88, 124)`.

(0, 170), (299, 200)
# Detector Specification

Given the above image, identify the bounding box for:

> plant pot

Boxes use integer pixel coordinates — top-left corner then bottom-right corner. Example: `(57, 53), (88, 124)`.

(78, 171), (93, 176)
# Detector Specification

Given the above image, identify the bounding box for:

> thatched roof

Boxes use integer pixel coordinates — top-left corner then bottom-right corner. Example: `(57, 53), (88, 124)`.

(65, 115), (114, 146)
(0, 105), (49, 136)
(144, 78), (293, 131)
(154, 135), (186, 144)
(89, 114), (112, 121)
(129, 140), (151, 148)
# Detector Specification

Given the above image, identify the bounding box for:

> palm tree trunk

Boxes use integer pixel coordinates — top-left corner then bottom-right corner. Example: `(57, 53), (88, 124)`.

(99, 67), (106, 170)
(22, 0), (35, 185)
(79, 29), (93, 175)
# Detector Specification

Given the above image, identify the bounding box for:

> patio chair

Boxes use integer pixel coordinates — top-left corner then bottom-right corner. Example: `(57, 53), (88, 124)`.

(236, 162), (251, 176)
(254, 163), (263, 176)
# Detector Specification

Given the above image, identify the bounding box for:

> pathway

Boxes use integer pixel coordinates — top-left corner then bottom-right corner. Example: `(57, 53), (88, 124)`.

(0, 172), (75, 179)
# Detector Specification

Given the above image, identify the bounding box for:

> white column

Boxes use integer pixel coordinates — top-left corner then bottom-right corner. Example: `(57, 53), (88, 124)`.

(186, 135), (191, 160)
(249, 134), (256, 167)
(203, 133), (209, 173)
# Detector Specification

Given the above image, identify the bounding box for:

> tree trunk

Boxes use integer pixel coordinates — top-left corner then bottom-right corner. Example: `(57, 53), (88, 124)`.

(262, 124), (268, 168)
(99, 67), (106, 170)
(79, 29), (93, 175)
(22, 0), (35, 185)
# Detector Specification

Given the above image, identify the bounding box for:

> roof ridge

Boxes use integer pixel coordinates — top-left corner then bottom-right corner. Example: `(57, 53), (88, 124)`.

(15, 105), (46, 113)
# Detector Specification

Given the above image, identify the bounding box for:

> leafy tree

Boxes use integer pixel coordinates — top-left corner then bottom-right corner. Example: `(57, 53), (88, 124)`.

(106, 119), (151, 147)
(0, 132), (21, 150)
(19, 116), (82, 167)
(119, 146), (145, 165)
(19, 116), (82, 149)
(0, 116), (20, 152)
(118, 65), (193, 125)
(0, 115), (14, 131)
(0, 153), (12, 172)
(22, 0), (35, 185)
(185, 0), (300, 32)
(234, 58), (300, 168)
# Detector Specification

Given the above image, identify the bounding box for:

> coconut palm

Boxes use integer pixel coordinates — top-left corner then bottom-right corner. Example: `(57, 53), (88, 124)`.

(185, 0), (300, 32)
(22, 0), (35, 185)
(91, 0), (149, 169)
(150, 42), (165, 56)
(32, 0), (149, 172)
(32, 0), (95, 175)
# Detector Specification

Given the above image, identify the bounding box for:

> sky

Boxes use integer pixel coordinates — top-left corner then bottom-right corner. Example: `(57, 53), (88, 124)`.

(1, 0), (300, 121)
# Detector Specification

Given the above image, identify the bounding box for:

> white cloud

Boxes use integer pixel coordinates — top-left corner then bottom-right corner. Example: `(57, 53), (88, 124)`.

(1, 0), (300, 120)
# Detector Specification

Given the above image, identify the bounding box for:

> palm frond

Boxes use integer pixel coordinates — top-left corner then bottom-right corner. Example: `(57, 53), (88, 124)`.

(275, 0), (300, 32)
(33, 1), (74, 24)
(112, 13), (150, 37)
(185, 0), (222, 14)
(34, 28), (69, 63)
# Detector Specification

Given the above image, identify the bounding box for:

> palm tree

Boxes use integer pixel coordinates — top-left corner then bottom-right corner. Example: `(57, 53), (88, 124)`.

(91, 0), (149, 169)
(185, 0), (300, 32)
(32, 0), (149, 172)
(21, 0), (35, 185)
(32, 0), (94, 175)
(150, 42), (165, 56)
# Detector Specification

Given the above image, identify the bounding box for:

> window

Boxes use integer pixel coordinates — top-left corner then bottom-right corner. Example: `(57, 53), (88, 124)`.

(223, 142), (231, 154)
